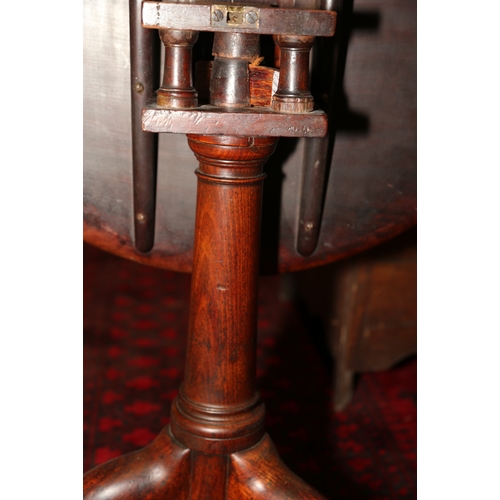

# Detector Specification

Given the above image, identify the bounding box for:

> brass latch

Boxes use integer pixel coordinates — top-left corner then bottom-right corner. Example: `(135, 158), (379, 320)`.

(211, 5), (260, 29)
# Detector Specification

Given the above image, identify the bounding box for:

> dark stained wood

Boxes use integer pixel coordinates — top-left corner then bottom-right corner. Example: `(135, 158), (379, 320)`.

(157, 29), (199, 109)
(129, 0), (160, 252)
(272, 35), (315, 114)
(83, 429), (327, 499)
(142, 2), (336, 37)
(297, 135), (329, 256)
(196, 61), (279, 107)
(168, 134), (275, 456)
(210, 32), (260, 108)
(83, 426), (191, 499)
(228, 434), (327, 499)
(189, 452), (228, 499)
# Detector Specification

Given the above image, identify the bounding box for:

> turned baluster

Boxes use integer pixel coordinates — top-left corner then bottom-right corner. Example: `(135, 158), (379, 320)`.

(272, 35), (315, 114)
(157, 29), (199, 108)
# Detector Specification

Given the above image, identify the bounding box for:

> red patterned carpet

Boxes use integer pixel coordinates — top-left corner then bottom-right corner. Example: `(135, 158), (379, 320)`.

(83, 243), (416, 499)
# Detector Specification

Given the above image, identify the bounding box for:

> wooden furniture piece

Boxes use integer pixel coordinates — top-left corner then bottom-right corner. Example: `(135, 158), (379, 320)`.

(298, 226), (417, 410)
(83, 0), (416, 497)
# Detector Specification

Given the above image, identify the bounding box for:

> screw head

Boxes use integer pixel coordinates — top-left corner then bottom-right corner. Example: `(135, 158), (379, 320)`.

(246, 11), (258, 24)
(213, 9), (224, 22)
(133, 82), (144, 94)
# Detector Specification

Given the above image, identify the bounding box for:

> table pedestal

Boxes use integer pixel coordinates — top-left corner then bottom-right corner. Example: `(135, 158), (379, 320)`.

(83, 135), (326, 499)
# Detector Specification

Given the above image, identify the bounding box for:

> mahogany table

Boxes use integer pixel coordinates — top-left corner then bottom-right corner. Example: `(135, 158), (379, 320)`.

(83, 0), (416, 497)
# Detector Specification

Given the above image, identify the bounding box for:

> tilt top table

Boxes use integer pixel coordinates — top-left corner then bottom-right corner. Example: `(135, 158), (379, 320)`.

(83, 0), (416, 497)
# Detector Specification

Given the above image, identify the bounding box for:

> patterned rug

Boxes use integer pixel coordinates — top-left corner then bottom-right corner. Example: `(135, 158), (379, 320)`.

(83, 243), (416, 499)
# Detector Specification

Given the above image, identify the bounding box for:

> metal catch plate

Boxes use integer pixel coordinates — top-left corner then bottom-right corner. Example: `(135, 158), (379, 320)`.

(211, 5), (260, 29)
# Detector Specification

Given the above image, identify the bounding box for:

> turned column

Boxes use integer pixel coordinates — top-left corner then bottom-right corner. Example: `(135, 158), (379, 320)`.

(170, 30), (278, 458)
(157, 29), (199, 108)
(272, 35), (315, 113)
(170, 134), (277, 457)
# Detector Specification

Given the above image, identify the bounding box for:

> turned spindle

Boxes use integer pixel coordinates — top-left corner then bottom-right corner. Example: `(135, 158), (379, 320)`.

(157, 29), (199, 108)
(272, 35), (315, 114)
